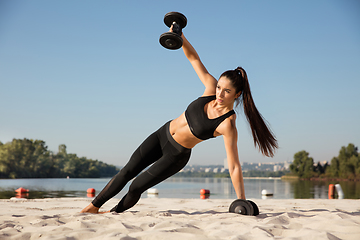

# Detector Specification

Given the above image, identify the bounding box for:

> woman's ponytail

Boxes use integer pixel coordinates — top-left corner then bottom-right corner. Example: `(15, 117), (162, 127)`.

(220, 67), (278, 157)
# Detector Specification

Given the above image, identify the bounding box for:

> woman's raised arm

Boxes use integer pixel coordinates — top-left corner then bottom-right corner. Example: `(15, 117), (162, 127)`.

(181, 34), (217, 96)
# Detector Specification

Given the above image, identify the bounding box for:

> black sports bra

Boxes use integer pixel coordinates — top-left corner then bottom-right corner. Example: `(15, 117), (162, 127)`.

(185, 95), (235, 140)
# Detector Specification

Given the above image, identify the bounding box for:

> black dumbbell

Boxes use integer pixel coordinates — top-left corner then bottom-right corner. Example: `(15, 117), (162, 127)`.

(159, 12), (187, 50)
(229, 199), (259, 216)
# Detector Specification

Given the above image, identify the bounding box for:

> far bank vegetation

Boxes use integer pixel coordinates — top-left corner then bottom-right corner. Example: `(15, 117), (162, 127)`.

(288, 143), (360, 181)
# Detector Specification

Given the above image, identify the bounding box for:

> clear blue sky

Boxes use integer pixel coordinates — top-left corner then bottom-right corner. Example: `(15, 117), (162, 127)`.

(1, 0), (359, 166)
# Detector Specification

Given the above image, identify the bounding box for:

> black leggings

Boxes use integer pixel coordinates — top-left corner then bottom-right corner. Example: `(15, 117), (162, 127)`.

(92, 121), (191, 213)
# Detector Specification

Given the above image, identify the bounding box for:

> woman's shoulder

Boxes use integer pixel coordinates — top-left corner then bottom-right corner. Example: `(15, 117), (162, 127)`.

(225, 114), (237, 128)
(216, 114), (237, 137)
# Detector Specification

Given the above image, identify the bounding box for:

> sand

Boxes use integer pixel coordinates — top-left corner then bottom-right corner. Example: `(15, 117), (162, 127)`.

(1, 197), (359, 240)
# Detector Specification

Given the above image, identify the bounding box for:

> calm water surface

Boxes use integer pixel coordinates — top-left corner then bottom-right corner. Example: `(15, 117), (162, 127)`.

(0, 177), (359, 199)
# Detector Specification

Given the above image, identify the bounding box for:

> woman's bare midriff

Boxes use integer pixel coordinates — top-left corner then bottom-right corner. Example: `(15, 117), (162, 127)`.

(169, 112), (203, 149)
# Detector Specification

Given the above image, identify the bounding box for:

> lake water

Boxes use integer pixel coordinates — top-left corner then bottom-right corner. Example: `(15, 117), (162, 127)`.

(0, 177), (359, 200)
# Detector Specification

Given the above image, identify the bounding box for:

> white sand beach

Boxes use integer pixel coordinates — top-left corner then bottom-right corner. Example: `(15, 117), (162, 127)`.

(1, 197), (359, 240)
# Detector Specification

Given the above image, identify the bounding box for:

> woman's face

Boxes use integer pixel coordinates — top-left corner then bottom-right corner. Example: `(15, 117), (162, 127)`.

(216, 77), (240, 107)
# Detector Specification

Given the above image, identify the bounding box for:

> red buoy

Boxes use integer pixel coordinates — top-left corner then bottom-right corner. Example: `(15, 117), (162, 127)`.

(200, 189), (210, 195)
(87, 188), (95, 194)
(15, 187), (29, 193)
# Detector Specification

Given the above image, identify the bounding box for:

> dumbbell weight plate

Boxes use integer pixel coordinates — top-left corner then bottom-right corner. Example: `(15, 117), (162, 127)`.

(164, 12), (187, 28)
(247, 200), (259, 216)
(159, 32), (183, 50)
(229, 199), (254, 216)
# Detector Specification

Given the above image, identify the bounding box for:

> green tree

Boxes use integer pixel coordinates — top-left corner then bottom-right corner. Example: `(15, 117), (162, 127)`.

(290, 151), (314, 178)
(327, 157), (340, 177)
(0, 139), (119, 178)
(0, 139), (51, 178)
(340, 144), (358, 178)
(335, 144), (359, 179)
(326, 144), (360, 179)
(58, 144), (67, 156)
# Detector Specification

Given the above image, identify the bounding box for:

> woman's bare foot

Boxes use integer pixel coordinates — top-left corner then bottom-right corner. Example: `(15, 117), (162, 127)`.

(99, 210), (111, 214)
(80, 203), (101, 213)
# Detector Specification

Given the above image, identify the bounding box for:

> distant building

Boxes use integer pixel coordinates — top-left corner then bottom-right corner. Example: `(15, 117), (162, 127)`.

(273, 165), (281, 172)
(284, 161), (291, 170)
(223, 158), (228, 169)
(220, 168), (229, 173)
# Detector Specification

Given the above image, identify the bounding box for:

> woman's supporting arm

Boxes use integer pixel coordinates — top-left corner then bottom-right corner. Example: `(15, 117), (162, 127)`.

(221, 120), (246, 199)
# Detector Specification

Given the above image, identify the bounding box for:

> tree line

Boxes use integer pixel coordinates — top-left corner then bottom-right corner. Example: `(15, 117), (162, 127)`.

(289, 143), (360, 180)
(0, 138), (119, 179)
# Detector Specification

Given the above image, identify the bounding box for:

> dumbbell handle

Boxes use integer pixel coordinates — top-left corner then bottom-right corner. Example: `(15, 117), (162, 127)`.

(171, 22), (182, 36)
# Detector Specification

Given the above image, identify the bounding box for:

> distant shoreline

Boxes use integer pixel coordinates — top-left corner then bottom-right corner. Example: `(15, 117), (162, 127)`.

(1, 176), (359, 181)
(243, 177), (281, 180)
(281, 175), (360, 182)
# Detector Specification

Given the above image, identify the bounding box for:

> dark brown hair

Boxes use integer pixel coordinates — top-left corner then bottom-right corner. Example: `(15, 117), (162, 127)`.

(220, 67), (278, 157)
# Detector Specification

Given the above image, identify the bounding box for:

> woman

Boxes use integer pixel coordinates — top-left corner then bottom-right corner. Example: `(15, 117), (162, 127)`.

(81, 32), (277, 214)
